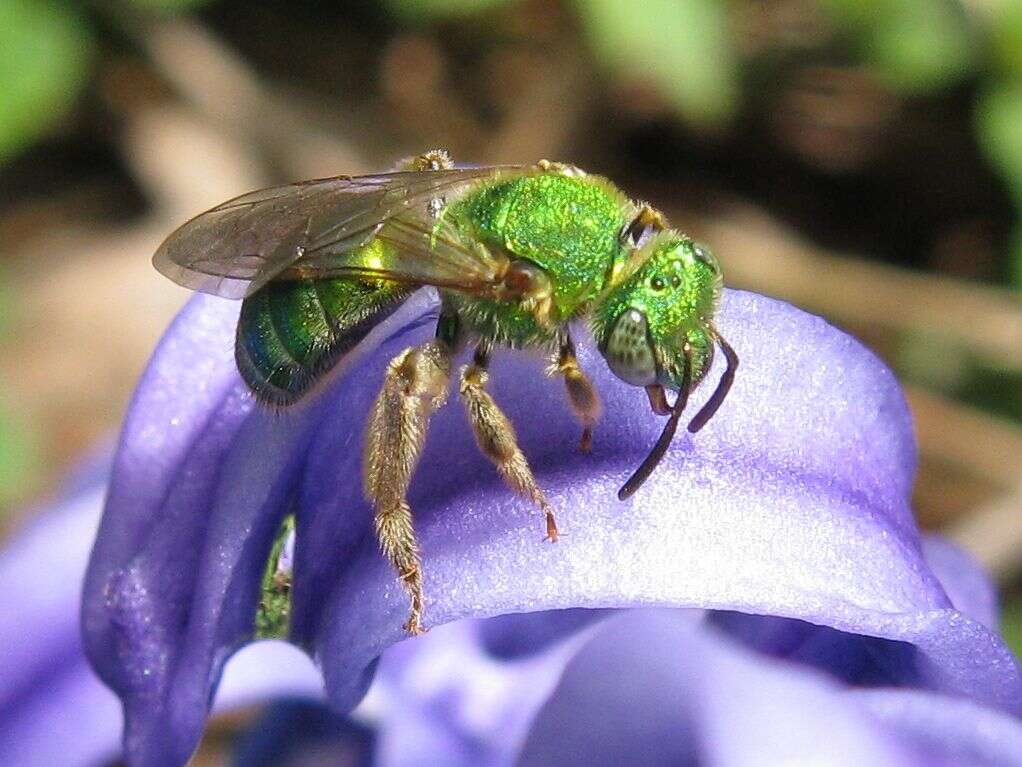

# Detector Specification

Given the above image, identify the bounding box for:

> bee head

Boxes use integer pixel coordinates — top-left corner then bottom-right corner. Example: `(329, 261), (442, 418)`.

(594, 233), (722, 392)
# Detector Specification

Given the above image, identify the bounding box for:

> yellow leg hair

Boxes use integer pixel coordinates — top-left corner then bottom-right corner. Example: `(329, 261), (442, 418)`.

(364, 341), (451, 634)
(459, 358), (559, 542)
(548, 337), (602, 452)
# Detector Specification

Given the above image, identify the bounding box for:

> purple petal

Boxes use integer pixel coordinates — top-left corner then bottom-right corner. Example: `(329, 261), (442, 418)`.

(0, 660), (123, 767)
(0, 464), (122, 767)
(80, 293), (339, 765)
(477, 608), (605, 659)
(517, 611), (906, 766)
(2, 481), (108, 716)
(82, 292), (438, 766)
(84, 288), (1022, 765)
(709, 533), (1005, 685)
(213, 641), (324, 711)
(851, 688), (1022, 767)
(708, 610), (924, 687)
(371, 619), (577, 767)
(920, 534), (999, 631)
(300, 290), (1019, 711)
(517, 610), (1022, 766)
(1, 441), (324, 766)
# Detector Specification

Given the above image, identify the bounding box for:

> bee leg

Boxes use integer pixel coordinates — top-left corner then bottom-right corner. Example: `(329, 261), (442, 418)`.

(395, 149), (454, 172)
(548, 333), (601, 452)
(460, 342), (559, 542)
(536, 159), (586, 177)
(393, 150), (457, 219)
(364, 338), (452, 635)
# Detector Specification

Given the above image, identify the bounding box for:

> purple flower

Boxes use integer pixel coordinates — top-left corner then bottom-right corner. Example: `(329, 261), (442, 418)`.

(502, 608), (1022, 767)
(368, 603), (1022, 767)
(6, 454), (1021, 765)
(1, 459), (122, 766)
(368, 533), (1022, 766)
(81, 288), (1022, 765)
(0, 451), (323, 766)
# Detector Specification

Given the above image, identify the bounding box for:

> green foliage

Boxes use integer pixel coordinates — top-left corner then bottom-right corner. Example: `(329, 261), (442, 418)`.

(574, 0), (738, 126)
(1010, 225), (1022, 289)
(0, 279), (38, 512)
(897, 330), (969, 392)
(989, 2), (1022, 78)
(385, 0), (513, 22)
(975, 5), (1022, 288)
(1003, 599), (1022, 662)
(0, 407), (40, 512)
(0, 280), (8, 334)
(978, 82), (1022, 198)
(385, 0), (738, 125)
(128, 0), (214, 10)
(898, 324), (1022, 421)
(0, 0), (94, 164)
(976, 82), (1022, 286)
(256, 514), (296, 639)
(823, 0), (976, 93)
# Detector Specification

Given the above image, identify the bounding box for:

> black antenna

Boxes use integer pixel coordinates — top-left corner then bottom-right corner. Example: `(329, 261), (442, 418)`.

(687, 334), (738, 434)
(618, 347), (692, 500)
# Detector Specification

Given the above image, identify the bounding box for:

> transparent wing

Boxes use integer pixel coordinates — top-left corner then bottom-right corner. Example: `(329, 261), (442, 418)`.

(286, 213), (511, 292)
(153, 165), (523, 298)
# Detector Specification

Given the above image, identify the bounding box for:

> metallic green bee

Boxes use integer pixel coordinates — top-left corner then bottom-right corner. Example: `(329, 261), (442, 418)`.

(154, 150), (737, 635)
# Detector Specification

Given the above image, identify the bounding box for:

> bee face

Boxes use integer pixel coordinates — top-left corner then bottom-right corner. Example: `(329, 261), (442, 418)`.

(595, 234), (722, 391)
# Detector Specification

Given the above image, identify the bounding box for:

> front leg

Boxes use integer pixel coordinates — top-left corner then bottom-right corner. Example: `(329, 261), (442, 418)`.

(460, 342), (559, 541)
(364, 338), (452, 635)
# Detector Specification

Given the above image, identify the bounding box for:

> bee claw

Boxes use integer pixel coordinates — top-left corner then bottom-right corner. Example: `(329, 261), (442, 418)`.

(403, 617), (428, 636)
(579, 427), (593, 453)
(544, 511), (560, 543)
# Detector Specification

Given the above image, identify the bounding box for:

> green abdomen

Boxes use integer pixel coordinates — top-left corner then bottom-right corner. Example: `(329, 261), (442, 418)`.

(236, 277), (412, 405)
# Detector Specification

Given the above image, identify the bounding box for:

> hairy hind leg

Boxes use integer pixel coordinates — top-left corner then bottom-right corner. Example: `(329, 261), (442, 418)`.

(460, 343), (559, 542)
(364, 339), (451, 635)
(363, 153), (457, 636)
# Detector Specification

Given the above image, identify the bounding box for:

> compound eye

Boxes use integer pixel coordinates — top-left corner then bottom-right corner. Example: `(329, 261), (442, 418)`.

(692, 243), (720, 274)
(602, 308), (658, 387)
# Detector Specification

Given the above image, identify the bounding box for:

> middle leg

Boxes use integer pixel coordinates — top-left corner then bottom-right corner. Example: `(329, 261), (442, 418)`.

(548, 333), (602, 452)
(460, 342), (559, 542)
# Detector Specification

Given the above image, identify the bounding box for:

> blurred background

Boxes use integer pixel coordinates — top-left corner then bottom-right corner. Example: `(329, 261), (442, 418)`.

(1, 0), (1020, 760)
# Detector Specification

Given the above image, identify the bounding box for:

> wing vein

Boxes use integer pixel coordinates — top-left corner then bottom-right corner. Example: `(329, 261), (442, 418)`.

(152, 164), (524, 298)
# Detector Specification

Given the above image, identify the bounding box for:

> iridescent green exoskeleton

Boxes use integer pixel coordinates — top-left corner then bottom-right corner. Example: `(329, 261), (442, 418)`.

(154, 150), (738, 635)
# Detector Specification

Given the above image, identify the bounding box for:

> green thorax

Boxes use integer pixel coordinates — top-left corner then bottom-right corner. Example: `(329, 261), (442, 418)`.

(444, 171), (630, 317)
